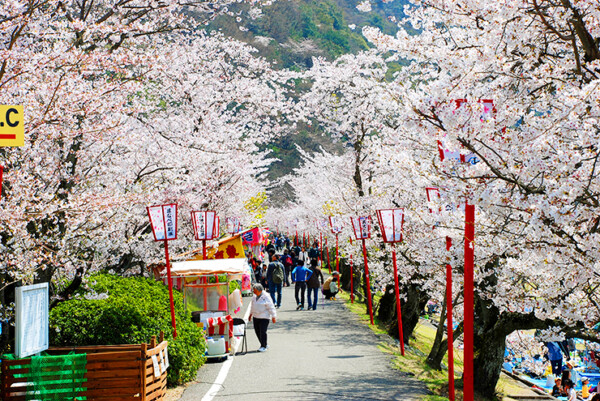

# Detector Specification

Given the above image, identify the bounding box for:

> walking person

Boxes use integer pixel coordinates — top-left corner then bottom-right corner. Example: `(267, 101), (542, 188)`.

(281, 249), (293, 287)
(248, 283), (277, 352)
(308, 241), (320, 261)
(266, 254), (285, 308)
(292, 260), (312, 310)
(297, 246), (309, 266)
(306, 258), (324, 310)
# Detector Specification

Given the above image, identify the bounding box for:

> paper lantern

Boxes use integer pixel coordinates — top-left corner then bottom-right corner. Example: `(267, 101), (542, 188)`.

(376, 209), (404, 243)
(147, 204), (178, 241)
(191, 211), (217, 241)
(350, 216), (371, 240)
(329, 216), (343, 234)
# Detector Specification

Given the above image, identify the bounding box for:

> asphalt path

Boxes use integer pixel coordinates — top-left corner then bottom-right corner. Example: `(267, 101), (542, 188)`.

(179, 284), (427, 401)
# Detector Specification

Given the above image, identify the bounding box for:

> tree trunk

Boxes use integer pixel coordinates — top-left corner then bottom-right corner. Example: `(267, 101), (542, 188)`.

(429, 323), (464, 371)
(384, 282), (428, 345)
(473, 327), (506, 398)
(427, 294), (447, 368)
(377, 284), (396, 324)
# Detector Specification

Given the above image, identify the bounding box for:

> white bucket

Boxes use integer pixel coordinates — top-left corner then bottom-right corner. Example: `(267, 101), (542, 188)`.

(206, 336), (226, 356)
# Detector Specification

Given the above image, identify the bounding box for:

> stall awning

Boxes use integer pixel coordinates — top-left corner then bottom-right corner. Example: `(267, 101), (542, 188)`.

(167, 258), (248, 277)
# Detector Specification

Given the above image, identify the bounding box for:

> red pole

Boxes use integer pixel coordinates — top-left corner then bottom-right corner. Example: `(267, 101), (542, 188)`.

(335, 234), (340, 274)
(164, 241), (178, 338)
(326, 237), (331, 273)
(362, 239), (374, 325)
(392, 244), (405, 356)
(446, 236), (455, 401)
(350, 254), (354, 303)
(319, 232), (323, 266)
(202, 240), (207, 260)
(296, 230), (298, 246)
(303, 232), (306, 248)
(464, 204), (475, 400)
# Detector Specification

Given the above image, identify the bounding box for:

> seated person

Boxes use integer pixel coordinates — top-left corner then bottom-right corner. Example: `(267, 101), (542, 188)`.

(323, 272), (341, 300)
(563, 379), (576, 401)
(551, 378), (563, 397)
(581, 378), (590, 400)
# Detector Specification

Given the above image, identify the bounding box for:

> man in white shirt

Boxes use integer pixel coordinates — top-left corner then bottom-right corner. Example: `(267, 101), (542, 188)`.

(248, 283), (277, 352)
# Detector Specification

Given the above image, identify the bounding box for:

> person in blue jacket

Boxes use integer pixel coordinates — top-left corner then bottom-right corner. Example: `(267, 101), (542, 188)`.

(292, 260), (313, 310)
(545, 342), (563, 376)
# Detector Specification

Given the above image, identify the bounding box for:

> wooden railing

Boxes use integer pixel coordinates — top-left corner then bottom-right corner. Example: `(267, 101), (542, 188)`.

(1, 334), (168, 401)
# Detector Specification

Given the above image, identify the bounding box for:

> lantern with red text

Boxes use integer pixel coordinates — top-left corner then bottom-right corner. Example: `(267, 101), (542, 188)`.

(376, 208), (406, 355)
(350, 216), (371, 240)
(350, 215), (374, 325)
(146, 203), (178, 337)
(191, 211), (217, 241)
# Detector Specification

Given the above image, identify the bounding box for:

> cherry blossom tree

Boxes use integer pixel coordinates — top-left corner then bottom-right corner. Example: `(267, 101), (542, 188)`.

(362, 0), (600, 395)
(0, 0), (286, 340)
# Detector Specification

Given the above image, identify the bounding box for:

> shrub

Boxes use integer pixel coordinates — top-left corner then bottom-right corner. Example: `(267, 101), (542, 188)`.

(49, 274), (206, 387)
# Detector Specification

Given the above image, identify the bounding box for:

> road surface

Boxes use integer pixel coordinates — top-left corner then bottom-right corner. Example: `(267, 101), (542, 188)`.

(179, 285), (427, 401)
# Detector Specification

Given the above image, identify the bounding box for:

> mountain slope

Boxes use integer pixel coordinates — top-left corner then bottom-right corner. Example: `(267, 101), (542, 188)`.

(198, 0), (409, 203)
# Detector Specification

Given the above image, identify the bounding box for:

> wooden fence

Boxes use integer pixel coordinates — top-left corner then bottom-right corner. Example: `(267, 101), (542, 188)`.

(1, 335), (168, 401)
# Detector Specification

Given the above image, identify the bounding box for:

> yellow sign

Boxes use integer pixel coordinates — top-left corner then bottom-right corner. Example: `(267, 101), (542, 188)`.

(0, 105), (24, 147)
(188, 235), (245, 261)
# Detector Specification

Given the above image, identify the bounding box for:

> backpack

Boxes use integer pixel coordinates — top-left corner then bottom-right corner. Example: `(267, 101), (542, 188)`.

(272, 262), (284, 284)
(282, 255), (292, 268)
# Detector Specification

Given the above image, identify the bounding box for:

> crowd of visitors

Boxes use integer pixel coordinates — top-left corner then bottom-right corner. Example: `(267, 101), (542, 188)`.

(246, 234), (342, 351)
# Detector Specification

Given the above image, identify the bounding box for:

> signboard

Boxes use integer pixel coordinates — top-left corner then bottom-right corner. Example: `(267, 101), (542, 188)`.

(15, 283), (49, 358)
(351, 216), (371, 240)
(147, 204), (178, 241)
(376, 209), (405, 243)
(329, 216), (343, 234)
(0, 105), (24, 147)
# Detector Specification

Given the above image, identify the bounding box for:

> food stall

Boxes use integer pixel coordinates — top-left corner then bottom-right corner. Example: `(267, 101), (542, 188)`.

(164, 258), (248, 360)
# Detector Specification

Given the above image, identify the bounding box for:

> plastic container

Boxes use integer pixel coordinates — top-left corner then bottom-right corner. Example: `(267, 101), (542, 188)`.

(206, 336), (226, 356)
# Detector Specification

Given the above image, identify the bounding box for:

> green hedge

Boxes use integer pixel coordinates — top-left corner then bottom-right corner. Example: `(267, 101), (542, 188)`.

(49, 274), (206, 387)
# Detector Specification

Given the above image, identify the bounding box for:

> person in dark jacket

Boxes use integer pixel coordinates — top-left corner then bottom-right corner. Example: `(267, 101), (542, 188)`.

(281, 250), (293, 287)
(306, 258), (324, 310)
(308, 242), (320, 260)
(291, 260), (313, 310)
(266, 254), (284, 308)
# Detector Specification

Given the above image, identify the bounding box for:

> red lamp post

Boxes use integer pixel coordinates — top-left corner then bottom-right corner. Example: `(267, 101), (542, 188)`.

(147, 204), (178, 338)
(191, 210), (218, 260)
(329, 216), (343, 274)
(351, 215), (374, 325)
(376, 208), (406, 356)
(426, 186), (456, 400)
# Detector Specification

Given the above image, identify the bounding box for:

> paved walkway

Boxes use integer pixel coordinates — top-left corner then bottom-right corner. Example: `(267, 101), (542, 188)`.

(179, 285), (427, 401)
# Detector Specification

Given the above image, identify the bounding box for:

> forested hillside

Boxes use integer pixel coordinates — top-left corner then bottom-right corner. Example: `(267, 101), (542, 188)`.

(198, 0), (409, 202)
